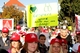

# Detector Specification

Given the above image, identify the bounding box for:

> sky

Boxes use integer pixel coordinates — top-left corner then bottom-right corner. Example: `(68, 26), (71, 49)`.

(0, 0), (58, 12)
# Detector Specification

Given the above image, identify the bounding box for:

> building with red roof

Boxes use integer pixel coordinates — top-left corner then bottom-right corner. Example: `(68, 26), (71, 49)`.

(4, 0), (25, 10)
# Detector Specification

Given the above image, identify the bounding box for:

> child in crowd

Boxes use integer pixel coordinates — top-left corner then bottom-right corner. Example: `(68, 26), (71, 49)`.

(38, 34), (48, 53)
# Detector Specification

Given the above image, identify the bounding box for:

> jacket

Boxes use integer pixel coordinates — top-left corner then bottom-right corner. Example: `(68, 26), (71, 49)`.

(0, 36), (10, 50)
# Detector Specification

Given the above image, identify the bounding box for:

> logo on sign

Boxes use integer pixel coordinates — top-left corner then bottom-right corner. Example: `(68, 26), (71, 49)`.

(3, 20), (12, 29)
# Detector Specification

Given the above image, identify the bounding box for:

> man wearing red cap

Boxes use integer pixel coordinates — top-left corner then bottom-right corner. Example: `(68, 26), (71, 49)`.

(0, 27), (10, 50)
(56, 29), (72, 53)
(15, 25), (22, 34)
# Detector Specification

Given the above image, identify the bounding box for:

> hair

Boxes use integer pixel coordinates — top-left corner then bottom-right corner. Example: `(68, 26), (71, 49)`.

(76, 35), (80, 39)
(48, 44), (63, 53)
(39, 34), (46, 39)
(0, 49), (9, 53)
(61, 43), (68, 50)
(10, 40), (22, 50)
(22, 42), (39, 53)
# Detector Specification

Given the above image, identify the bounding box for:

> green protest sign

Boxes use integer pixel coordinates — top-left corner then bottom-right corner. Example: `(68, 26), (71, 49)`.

(27, 3), (58, 27)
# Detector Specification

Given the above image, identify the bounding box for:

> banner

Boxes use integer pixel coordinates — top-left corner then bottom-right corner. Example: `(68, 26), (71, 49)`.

(26, 3), (58, 27)
(75, 14), (80, 31)
(0, 19), (14, 30)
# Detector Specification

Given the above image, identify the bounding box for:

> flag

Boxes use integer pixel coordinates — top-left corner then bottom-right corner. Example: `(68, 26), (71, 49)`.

(75, 14), (80, 31)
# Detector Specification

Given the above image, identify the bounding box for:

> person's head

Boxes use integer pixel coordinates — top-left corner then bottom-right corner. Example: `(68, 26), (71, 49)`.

(39, 34), (46, 45)
(76, 32), (80, 43)
(49, 38), (63, 53)
(16, 25), (21, 30)
(23, 33), (38, 53)
(60, 39), (68, 49)
(60, 29), (68, 38)
(10, 32), (22, 49)
(1, 27), (9, 38)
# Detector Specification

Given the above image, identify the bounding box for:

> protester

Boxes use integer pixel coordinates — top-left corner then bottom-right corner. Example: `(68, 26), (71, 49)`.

(8, 32), (22, 53)
(20, 33), (40, 53)
(48, 38), (63, 53)
(19, 31), (26, 46)
(0, 27), (10, 50)
(56, 28), (72, 53)
(16, 25), (21, 31)
(16, 25), (27, 46)
(72, 32), (80, 53)
(38, 34), (48, 53)
(60, 39), (68, 53)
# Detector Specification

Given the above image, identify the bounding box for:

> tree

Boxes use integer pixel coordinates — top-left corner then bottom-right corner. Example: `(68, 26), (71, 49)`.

(59, 0), (80, 22)
(59, 0), (71, 17)
(72, 0), (80, 15)
(58, 0), (63, 4)
(2, 5), (23, 26)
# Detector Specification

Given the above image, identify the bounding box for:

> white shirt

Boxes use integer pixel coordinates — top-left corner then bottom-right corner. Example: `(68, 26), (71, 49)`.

(72, 43), (80, 52)
(2, 37), (7, 43)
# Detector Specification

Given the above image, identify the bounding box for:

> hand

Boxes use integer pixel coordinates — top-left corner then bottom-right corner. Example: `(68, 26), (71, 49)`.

(63, 49), (68, 53)
(11, 48), (18, 53)
(4, 43), (8, 46)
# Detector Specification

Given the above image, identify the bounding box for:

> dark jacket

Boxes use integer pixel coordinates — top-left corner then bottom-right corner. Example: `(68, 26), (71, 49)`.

(0, 36), (10, 50)
(38, 43), (48, 53)
(20, 48), (40, 53)
(56, 34), (73, 53)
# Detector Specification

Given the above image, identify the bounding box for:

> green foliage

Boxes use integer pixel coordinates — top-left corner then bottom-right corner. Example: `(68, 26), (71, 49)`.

(2, 5), (23, 26)
(72, 0), (80, 15)
(59, 0), (76, 26)
(58, 0), (63, 4)
(60, 0), (71, 17)
(24, 10), (27, 27)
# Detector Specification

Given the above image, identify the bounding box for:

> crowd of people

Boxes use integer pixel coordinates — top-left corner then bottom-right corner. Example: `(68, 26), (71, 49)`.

(0, 25), (80, 53)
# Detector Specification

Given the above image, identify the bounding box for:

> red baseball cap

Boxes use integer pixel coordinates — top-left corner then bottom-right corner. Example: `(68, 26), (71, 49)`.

(25, 33), (38, 43)
(19, 31), (23, 34)
(60, 39), (67, 44)
(10, 32), (20, 41)
(50, 38), (61, 45)
(77, 45), (80, 52)
(16, 25), (21, 30)
(19, 31), (27, 36)
(2, 27), (9, 33)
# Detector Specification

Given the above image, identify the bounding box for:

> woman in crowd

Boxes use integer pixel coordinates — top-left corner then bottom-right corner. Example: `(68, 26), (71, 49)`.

(48, 38), (63, 53)
(60, 39), (68, 53)
(20, 33), (40, 53)
(8, 32), (22, 53)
